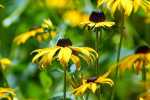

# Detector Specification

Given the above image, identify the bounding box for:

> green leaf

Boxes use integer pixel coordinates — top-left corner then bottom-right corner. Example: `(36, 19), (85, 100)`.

(39, 71), (52, 92)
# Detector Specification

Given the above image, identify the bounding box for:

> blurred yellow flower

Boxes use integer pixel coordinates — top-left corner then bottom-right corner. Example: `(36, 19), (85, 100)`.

(118, 45), (150, 73)
(81, 11), (115, 30)
(63, 10), (89, 27)
(14, 19), (56, 45)
(45, 0), (70, 8)
(0, 4), (4, 8)
(139, 91), (150, 100)
(73, 71), (113, 96)
(0, 58), (12, 70)
(97, 0), (150, 16)
(0, 88), (15, 100)
(32, 38), (98, 69)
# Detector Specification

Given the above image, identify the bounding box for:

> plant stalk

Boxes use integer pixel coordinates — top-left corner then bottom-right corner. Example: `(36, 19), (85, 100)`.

(95, 29), (100, 75)
(64, 66), (67, 100)
(0, 66), (8, 87)
(111, 11), (124, 100)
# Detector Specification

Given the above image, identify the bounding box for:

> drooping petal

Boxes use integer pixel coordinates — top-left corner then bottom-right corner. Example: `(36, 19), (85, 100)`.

(97, 0), (105, 7)
(58, 47), (72, 66)
(83, 47), (98, 58)
(71, 54), (80, 70)
(119, 54), (140, 72)
(72, 47), (90, 57)
(111, 0), (121, 14)
(133, 0), (141, 12)
(73, 80), (89, 96)
(121, 0), (133, 16)
(89, 83), (97, 93)
(39, 47), (61, 67)
(95, 72), (114, 86)
(32, 48), (50, 63)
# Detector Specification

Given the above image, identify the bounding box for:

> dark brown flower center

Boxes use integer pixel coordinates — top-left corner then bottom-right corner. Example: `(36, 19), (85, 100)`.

(89, 11), (105, 23)
(87, 76), (97, 83)
(57, 38), (72, 47)
(135, 45), (150, 54)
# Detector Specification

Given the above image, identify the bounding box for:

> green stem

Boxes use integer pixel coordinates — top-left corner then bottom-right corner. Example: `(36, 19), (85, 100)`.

(142, 64), (146, 81)
(111, 14), (124, 100)
(64, 66), (67, 100)
(0, 66), (8, 87)
(95, 29), (102, 100)
(95, 29), (100, 75)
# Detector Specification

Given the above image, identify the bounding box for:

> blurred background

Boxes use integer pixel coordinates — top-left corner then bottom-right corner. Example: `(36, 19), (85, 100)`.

(0, 0), (150, 100)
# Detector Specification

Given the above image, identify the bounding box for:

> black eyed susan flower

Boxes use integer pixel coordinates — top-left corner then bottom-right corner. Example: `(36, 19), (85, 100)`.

(32, 38), (98, 69)
(0, 58), (12, 70)
(81, 11), (115, 30)
(0, 88), (15, 100)
(118, 45), (150, 73)
(97, 0), (150, 16)
(13, 19), (56, 45)
(63, 10), (89, 27)
(73, 71), (113, 96)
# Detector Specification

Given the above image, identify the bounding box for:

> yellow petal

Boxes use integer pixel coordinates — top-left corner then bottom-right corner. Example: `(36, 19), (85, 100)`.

(146, 53), (150, 63)
(32, 48), (50, 63)
(89, 83), (97, 93)
(83, 47), (98, 58)
(71, 55), (80, 70)
(72, 47), (90, 57)
(133, 0), (141, 12)
(95, 21), (115, 28)
(95, 72), (114, 86)
(121, 0), (133, 16)
(119, 54), (140, 72)
(39, 47), (60, 67)
(73, 81), (89, 96)
(58, 47), (72, 66)
(0, 88), (15, 96)
(97, 0), (105, 7)
(111, 0), (121, 14)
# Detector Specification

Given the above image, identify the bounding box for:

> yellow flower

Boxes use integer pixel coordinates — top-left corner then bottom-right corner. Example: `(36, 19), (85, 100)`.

(81, 11), (115, 30)
(45, 0), (70, 8)
(32, 38), (98, 69)
(0, 88), (15, 100)
(0, 58), (12, 70)
(14, 19), (56, 45)
(73, 71), (114, 96)
(63, 10), (89, 27)
(118, 45), (150, 73)
(97, 0), (150, 16)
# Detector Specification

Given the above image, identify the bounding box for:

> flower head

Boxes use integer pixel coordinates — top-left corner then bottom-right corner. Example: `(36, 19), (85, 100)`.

(81, 11), (115, 30)
(73, 71), (113, 96)
(97, 0), (150, 16)
(118, 45), (150, 73)
(0, 88), (15, 100)
(14, 19), (56, 45)
(32, 38), (98, 69)
(0, 58), (12, 70)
